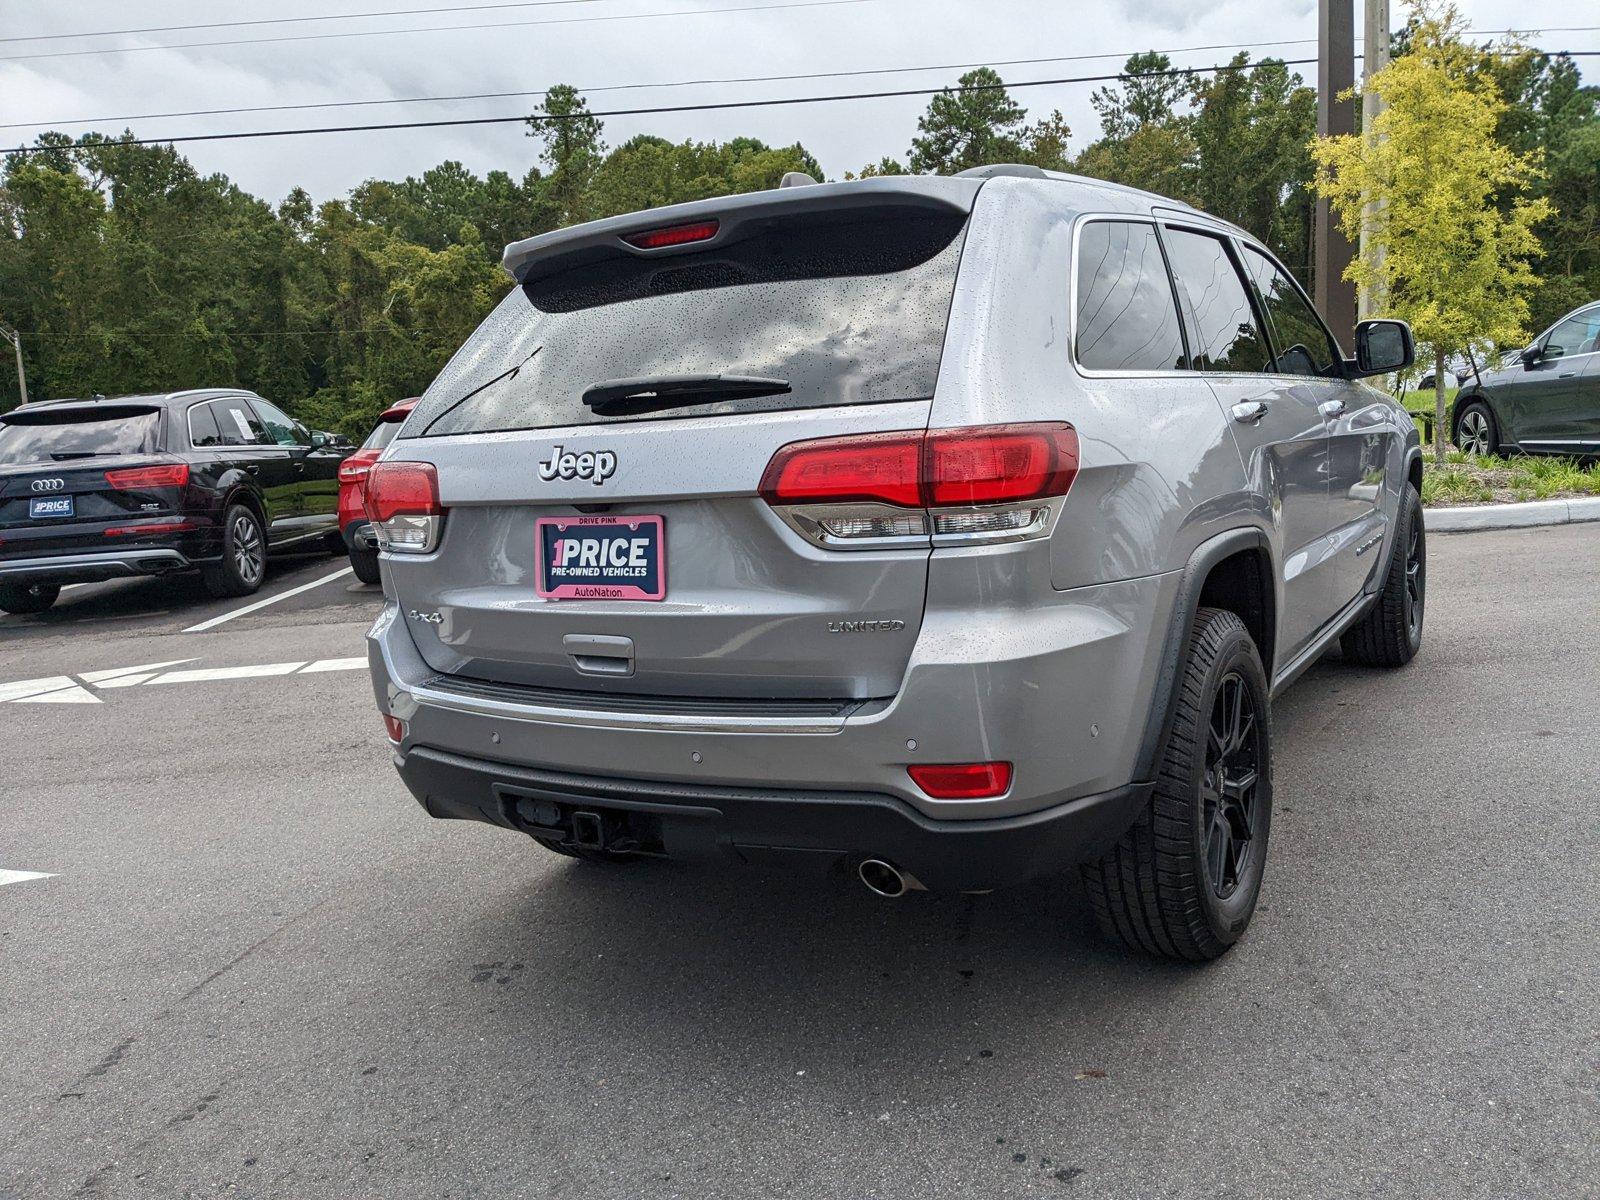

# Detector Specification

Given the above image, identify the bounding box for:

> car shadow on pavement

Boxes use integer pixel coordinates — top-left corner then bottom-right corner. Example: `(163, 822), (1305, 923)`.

(458, 857), (1208, 1089)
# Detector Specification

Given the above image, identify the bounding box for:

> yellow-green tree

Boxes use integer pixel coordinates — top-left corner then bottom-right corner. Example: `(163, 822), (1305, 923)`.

(1311, 1), (1550, 462)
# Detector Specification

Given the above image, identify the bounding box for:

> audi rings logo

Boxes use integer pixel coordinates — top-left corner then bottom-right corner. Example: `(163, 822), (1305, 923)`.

(31, 478), (66, 493)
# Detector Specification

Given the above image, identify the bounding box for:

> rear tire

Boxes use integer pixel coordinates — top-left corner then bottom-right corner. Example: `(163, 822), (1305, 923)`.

(0, 582), (61, 615)
(1340, 484), (1425, 667)
(200, 504), (267, 599)
(1454, 400), (1498, 457)
(1082, 607), (1272, 961)
(349, 543), (382, 586)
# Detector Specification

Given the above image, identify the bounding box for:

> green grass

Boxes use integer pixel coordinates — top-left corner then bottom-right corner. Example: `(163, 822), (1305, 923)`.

(1421, 451), (1600, 507)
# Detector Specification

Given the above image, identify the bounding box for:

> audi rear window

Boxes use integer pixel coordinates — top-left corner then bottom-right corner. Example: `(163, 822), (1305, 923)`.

(0, 406), (160, 466)
(406, 208), (969, 437)
(361, 415), (407, 451)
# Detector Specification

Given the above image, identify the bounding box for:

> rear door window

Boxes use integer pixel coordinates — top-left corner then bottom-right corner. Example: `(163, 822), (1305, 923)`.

(1240, 247), (1340, 376)
(1074, 220), (1188, 372)
(408, 209), (969, 438)
(212, 398), (272, 447)
(1162, 228), (1272, 374)
(0, 407), (159, 466)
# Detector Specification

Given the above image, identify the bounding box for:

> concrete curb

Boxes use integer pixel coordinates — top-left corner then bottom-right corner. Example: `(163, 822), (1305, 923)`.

(1426, 495), (1600, 532)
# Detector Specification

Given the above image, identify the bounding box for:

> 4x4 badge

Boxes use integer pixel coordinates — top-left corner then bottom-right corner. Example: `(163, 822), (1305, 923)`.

(538, 445), (617, 486)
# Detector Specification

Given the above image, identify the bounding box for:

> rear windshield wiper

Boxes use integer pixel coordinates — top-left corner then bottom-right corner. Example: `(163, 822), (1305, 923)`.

(581, 374), (791, 417)
(50, 451), (118, 460)
(418, 347), (541, 436)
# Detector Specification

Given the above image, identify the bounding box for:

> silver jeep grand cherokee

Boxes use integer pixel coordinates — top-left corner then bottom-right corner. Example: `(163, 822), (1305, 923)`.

(366, 166), (1424, 960)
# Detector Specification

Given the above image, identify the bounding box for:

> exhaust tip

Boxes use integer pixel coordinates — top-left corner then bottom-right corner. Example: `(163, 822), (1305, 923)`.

(858, 858), (908, 898)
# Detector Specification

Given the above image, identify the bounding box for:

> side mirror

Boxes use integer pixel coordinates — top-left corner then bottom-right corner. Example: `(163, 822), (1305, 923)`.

(1519, 344), (1543, 366)
(309, 430), (334, 449)
(1352, 319), (1414, 376)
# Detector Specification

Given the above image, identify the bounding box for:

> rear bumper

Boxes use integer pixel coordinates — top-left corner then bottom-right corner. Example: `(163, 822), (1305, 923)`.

(0, 548), (195, 585)
(395, 744), (1151, 892)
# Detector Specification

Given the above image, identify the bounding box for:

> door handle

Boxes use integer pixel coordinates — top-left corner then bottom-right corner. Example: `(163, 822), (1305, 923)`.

(563, 633), (634, 677)
(245, 465), (259, 475)
(1318, 398), (1347, 420)
(293, 462), (305, 473)
(1230, 401), (1268, 424)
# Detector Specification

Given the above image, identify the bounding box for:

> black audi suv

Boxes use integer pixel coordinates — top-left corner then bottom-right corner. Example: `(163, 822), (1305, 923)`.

(0, 389), (352, 614)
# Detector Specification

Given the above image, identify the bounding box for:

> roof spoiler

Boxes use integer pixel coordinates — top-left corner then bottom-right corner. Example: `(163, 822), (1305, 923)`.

(500, 176), (983, 285)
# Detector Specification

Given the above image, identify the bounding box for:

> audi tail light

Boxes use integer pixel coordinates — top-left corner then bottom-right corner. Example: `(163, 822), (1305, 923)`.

(760, 423), (1078, 548)
(364, 461), (442, 554)
(338, 448), (382, 486)
(105, 463), (189, 490)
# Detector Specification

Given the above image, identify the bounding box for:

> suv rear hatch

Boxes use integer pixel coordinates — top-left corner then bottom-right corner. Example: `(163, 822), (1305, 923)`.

(0, 403), (192, 559)
(381, 179), (980, 701)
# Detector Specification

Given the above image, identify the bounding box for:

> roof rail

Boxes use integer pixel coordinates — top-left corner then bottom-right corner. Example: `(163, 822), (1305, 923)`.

(954, 163), (1048, 180)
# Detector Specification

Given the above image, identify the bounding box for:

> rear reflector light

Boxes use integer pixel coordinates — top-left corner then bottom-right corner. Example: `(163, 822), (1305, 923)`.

(104, 519), (197, 537)
(383, 714), (407, 743)
(364, 461), (442, 554)
(622, 219), (719, 250)
(908, 762), (1013, 800)
(105, 463), (189, 490)
(760, 424), (1077, 509)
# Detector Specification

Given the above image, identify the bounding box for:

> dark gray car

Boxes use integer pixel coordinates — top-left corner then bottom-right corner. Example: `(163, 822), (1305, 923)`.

(1452, 300), (1600, 457)
(364, 167), (1424, 960)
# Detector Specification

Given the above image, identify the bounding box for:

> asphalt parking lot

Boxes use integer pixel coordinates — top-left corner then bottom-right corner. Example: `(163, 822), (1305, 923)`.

(2, 525), (1596, 1199)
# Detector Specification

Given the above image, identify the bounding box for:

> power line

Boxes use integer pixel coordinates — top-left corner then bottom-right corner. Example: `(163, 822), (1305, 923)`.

(1, 38), (1333, 132)
(0, 59), (1318, 155)
(8, 49), (1596, 157)
(5, 26), (1595, 133)
(0, 0), (877, 63)
(3, 1), (618, 44)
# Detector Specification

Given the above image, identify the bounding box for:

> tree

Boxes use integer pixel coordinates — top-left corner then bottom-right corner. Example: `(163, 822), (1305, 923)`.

(1089, 51), (1187, 140)
(527, 84), (605, 227)
(1071, 54), (1194, 201)
(908, 68), (1029, 174)
(1311, 1), (1551, 462)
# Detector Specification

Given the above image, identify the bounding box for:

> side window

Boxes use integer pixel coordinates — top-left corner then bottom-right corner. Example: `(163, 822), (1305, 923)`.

(250, 398), (310, 447)
(1544, 311), (1600, 359)
(1162, 228), (1272, 374)
(188, 402), (223, 448)
(213, 399), (271, 447)
(1240, 247), (1341, 377)
(1074, 221), (1188, 372)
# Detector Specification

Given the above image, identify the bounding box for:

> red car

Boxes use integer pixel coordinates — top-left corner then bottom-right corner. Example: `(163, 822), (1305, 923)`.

(338, 399), (417, 584)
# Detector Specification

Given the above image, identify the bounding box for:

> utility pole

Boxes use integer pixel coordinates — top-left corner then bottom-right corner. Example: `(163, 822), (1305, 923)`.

(0, 324), (26, 409)
(1316, 0), (1358, 348)
(1358, 0), (1391, 320)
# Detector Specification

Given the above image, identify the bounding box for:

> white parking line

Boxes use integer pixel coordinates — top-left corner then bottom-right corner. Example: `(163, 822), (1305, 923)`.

(182, 567), (353, 634)
(0, 869), (55, 887)
(299, 657), (368, 673)
(149, 662), (305, 685)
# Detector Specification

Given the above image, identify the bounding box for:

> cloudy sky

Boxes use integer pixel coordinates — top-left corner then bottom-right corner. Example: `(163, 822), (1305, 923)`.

(2, 0), (1594, 207)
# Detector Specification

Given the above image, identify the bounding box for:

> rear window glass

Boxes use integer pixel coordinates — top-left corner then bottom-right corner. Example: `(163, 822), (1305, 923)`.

(1074, 221), (1188, 372)
(361, 414), (407, 451)
(406, 209), (969, 438)
(0, 407), (159, 466)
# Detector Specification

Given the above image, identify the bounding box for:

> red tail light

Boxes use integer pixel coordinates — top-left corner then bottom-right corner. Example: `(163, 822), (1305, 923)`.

(105, 463), (189, 490)
(382, 714), (407, 743)
(364, 461), (439, 523)
(908, 762), (1013, 799)
(760, 424), (1078, 509)
(365, 461), (442, 554)
(622, 220), (719, 250)
(338, 448), (382, 485)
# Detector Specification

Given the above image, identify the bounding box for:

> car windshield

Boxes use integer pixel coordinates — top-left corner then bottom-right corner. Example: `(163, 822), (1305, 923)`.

(406, 209), (969, 438)
(0, 407), (160, 466)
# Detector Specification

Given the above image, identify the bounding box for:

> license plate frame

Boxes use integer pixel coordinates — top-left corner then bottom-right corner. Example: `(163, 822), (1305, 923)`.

(29, 495), (74, 519)
(536, 514), (665, 601)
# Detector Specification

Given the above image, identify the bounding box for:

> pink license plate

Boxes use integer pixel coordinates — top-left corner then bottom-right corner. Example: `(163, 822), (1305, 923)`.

(536, 515), (665, 601)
